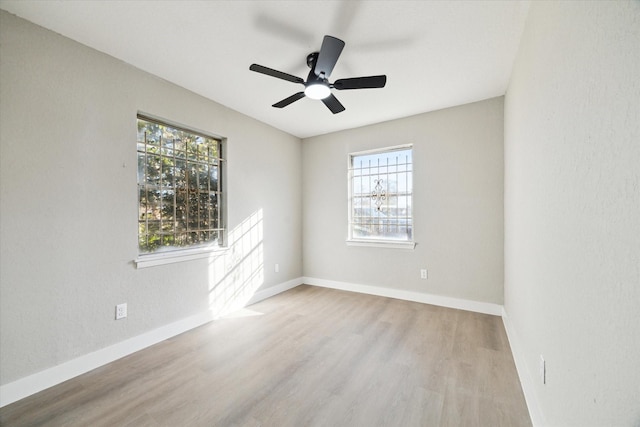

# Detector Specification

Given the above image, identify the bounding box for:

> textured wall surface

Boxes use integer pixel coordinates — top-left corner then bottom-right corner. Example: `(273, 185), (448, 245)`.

(504, 1), (640, 425)
(0, 11), (302, 385)
(303, 98), (504, 304)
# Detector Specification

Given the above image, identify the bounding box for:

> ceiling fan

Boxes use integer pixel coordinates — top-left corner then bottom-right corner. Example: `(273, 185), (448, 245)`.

(249, 35), (387, 114)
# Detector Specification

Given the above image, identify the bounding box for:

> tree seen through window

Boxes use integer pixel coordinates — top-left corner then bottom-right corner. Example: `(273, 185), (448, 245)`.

(137, 116), (224, 254)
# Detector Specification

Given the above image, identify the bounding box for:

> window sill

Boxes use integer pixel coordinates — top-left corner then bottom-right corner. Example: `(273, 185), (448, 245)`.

(346, 240), (416, 250)
(135, 246), (226, 269)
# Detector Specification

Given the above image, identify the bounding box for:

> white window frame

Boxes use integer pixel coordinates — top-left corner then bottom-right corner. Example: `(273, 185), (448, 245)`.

(134, 113), (227, 268)
(347, 144), (415, 249)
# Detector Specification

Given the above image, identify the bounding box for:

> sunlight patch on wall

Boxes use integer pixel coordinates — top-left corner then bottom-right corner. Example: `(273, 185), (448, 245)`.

(207, 209), (264, 317)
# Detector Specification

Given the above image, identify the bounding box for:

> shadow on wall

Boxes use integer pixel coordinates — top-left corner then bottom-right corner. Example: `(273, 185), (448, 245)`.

(207, 209), (264, 317)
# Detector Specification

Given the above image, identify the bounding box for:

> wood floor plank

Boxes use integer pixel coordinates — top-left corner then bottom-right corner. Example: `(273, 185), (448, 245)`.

(0, 285), (531, 426)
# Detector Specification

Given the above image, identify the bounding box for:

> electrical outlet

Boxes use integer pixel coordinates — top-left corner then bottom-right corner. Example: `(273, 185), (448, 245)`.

(275, 263), (280, 273)
(115, 303), (127, 320)
(539, 355), (546, 384)
(420, 269), (428, 279)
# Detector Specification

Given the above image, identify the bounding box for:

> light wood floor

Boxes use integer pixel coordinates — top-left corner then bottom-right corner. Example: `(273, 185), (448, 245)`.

(0, 285), (531, 426)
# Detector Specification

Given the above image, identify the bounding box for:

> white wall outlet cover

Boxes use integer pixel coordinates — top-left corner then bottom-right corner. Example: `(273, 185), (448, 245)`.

(116, 303), (127, 320)
(539, 355), (546, 384)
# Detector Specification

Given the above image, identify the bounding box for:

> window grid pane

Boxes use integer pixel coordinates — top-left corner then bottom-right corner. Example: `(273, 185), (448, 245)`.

(137, 117), (224, 254)
(349, 147), (413, 242)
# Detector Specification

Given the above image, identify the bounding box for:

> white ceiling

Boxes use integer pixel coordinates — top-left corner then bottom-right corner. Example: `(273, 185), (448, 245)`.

(1, 0), (530, 139)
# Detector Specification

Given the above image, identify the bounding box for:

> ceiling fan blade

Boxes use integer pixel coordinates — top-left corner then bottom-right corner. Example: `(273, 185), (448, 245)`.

(314, 36), (345, 78)
(272, 92), (306, 108)
(250, 64), (304, 84)
(333, 75), (387, 90)
(321, 93), (345, 114)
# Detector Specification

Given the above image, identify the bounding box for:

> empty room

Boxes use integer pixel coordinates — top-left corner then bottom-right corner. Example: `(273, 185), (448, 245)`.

(0, 1), (638, 426)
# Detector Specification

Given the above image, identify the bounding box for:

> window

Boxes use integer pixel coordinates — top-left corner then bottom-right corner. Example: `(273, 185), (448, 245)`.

(137, 115), (225, 255)
(348, 146), (413, 246)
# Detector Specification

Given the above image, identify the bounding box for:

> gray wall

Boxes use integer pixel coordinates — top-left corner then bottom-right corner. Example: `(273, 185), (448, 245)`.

(504, 2), (640, 425)
(302, 98), (504, 304)
(0, 11), (302, 385)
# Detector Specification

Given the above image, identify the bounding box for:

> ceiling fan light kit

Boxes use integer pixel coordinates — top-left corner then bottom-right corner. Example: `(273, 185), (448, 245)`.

(250, 35), (387, 114)
(304, 83), (331, 100)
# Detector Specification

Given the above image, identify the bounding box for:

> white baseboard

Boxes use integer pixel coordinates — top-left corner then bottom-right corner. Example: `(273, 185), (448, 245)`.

(303, 277), (503, 316)
(0, 277), (303, 408)
(501, 307), (545, 427)
(247, 277), (301, 305)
